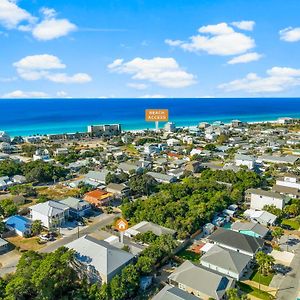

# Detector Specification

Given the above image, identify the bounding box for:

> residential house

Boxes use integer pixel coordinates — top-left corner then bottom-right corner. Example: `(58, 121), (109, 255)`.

(147, 172), (177, 183)
(84, 189), (113, 207)
(29, 201), (69, 229)
(106, 183), (130, 198)
(235, 154), (256, 170)
(85, 170), (110, 186)
(118, 162), (144, 174)
(0, 176), (13, 190)
(167, 138), (181, 147)
(200, 245), (252, 280)
(164, 122), (176, 133)
(153, 285), (198, 300)
(243, 209), (277, 226)
(66, 235), (134, 284)
(124, 221), (176, 238)
(208, 227), (264, 257)
(0, 131), (10, 143)
(275, 175), (300, 189)
(59, 197), (91, 218)
(54, 148), (69, 156)
(231, 221), (269, 238)
(5, 215), (32, 237)
(33, 149), (51, 162)
(246, 188), (289, 210)
(168, 260), (234, 300)
(258, 155), (299, 165)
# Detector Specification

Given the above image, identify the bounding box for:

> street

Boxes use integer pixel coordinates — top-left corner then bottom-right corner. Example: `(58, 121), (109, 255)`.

(276, 245), (300, 300)
(0, 213), (116, 276)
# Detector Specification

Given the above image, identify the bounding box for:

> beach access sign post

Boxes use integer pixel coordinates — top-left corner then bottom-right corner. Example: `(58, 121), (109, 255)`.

(145, 109), (169, 130)
(115, 218), (128, 244)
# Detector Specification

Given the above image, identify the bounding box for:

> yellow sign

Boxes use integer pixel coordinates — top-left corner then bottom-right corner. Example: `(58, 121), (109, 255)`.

(115, 218), (129, 232)
(145, 109), (169, 122)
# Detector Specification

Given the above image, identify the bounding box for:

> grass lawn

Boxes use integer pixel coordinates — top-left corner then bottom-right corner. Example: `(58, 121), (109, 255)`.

(37, 185), (79, 200)
(6, 236), (46, 251)
(177, 249), (200, 262)
(237, 282), (274, 300)
(250, 269), (274, 286)
(281, 218), (300, 230)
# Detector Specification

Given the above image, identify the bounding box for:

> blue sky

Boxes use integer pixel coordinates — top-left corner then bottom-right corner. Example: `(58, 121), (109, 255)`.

(1, 0), (300, 98)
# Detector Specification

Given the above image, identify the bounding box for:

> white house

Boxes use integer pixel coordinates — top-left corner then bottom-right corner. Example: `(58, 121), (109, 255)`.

(246, 188), (288, 210)
(276, 176), (300, 190)
(167, 138), (180, 147)
(29, 201), (69, 229)
(33, 149), (51, 162)
(235, 154), (256, 170)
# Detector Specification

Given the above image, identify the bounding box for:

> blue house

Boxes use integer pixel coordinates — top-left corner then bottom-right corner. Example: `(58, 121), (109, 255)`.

(5, 215), (32, 237)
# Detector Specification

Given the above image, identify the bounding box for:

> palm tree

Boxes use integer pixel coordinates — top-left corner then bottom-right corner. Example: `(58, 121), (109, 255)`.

(255, 251), (275, 289)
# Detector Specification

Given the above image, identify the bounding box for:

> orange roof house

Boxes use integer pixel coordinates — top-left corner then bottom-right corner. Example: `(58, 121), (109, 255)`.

(83, 189), (113, 206)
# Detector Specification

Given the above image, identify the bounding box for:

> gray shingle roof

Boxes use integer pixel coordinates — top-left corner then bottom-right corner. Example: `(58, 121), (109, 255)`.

(153, 285), (199, 300)
(209, 228), (264, 254)
(201, 245), (251, 274)
(66, 235), (134, 278)
(30, 200), (69, 217)
(168, 261), (233, 300)
(231, 221), (269, 237)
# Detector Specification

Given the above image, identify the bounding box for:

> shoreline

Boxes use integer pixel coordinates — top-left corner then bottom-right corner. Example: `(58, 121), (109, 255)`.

(3, 117), (293, 138)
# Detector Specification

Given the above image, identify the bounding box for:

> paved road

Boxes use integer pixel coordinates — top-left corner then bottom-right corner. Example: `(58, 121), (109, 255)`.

(276, 245), (300, 300)
(0, 213), (116, 276)
(41, 213), (116, 253)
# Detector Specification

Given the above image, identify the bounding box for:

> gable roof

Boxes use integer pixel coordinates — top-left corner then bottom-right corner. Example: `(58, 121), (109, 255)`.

(201, 245), (251, 274)
(59, 197), (90, 210)
(66, 235), (134, 277)
(131, 221), (176, 236)
(231, 221), (269, 237)
(168, 261), (233, 300)
(153, 285), (199, 300)
(209, 228), (264, 254)
(30, 200), (69, 217)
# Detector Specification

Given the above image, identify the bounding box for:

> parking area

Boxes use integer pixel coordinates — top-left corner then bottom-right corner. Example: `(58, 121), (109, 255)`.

(279, 234), (300, 252)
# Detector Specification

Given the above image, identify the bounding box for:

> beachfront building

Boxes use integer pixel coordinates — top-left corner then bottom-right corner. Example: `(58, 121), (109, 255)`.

(0, 131), (11, 143)
(87, 124), (121, 136)
(164, 122), (176, 133)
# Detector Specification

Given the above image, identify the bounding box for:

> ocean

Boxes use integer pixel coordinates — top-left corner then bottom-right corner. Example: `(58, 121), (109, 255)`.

(0, 98), (300, 136)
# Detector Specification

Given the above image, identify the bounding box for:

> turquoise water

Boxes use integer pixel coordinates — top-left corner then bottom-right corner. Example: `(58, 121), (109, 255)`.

(0, 98), (300, 136)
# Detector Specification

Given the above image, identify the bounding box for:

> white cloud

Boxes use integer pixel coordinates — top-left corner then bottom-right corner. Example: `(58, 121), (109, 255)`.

(46, 73), (91, 83)
(231, 21), (255, 31)
(0, 0), (35, 29)
(14, 54), (66, 70)
(227, 52), (262, 64)
(0, 2), (76, 40)
(166, 22), (255, 56)
(13, 54), (91, 83)
(280, 27), (300, 42)
(108, 57), (196, 88)
(32, 18), (77, 41)
(139, 94), (166, 98)
(127, 82), (148, 90)
(219, 66), (300, 93)
(2, 90), (49, 98)
(0, 76), (17, 82)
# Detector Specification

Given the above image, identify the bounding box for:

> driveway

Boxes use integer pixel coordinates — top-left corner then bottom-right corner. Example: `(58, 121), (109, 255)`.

(279, 234), (300, 252)
(276, 244), (300, 300)
(0, 250), (21, 277)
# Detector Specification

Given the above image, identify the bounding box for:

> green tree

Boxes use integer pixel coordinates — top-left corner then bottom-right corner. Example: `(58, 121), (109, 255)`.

(128, 174), (157, 195)
(0, 199), (18, 217)
(226, 288), (240, 300)
(256, 251), (275, 276)
(0, 221), (6, 234)
(136, 256), (154, 274)
(31, 220), (43, 236)
(272, 227), (284, 242)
